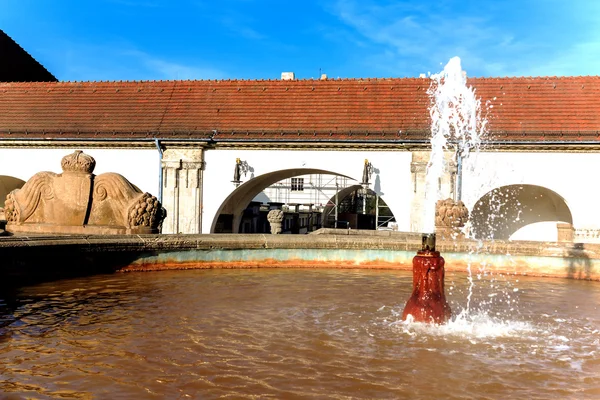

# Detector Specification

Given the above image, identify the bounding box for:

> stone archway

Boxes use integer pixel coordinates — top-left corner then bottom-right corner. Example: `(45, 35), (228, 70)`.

(321, 186), (397, 229)
(0, 175), (26, 207)
(211, 168), (355, 233)
(470, 184), (572, 240)
(0, 175), (25, 223)
(321, 184), (363, 228)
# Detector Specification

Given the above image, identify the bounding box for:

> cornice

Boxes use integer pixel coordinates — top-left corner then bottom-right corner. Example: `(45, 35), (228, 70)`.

(1, 139), (600, 153)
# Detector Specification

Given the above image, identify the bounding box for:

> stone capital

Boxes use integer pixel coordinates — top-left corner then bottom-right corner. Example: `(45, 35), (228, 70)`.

(162, 159), (205, 171)
(410, 162), (427, 173)
(162, 148), (205, 163)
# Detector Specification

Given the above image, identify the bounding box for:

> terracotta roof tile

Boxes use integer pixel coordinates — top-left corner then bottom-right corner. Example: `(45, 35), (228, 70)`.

(1, 76), (599, 142)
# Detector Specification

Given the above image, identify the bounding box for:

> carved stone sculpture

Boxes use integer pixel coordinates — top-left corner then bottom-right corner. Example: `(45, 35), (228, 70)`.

(435, 198), (469, 239)
(4, 150), (166, 235)
(267, 209), (284, 234)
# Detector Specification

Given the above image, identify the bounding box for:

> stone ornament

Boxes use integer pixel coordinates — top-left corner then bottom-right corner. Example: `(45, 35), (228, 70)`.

(4, 150), (166, 235)
(435, 198), (469, 228)
(435, 198), (469, 239)
(267, 209), (284, 234)
(61, 150), (96, 173)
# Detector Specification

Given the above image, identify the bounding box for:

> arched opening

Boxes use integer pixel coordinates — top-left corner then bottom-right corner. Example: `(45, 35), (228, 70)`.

(0, 175), (26, 224)
(321, 186), (396, 230)
(470, 184), (572, 241)
(211, 169), (396, 234)
(0, 175), (26, 207)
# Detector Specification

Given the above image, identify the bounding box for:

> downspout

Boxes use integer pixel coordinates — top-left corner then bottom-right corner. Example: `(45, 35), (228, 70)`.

(455, 146), (463, 202)
(154, 139), (163, 203)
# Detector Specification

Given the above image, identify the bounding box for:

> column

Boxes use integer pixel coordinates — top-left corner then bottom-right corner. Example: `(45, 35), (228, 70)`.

(409, 151), (457, 233)
(161, 148), (205, 234)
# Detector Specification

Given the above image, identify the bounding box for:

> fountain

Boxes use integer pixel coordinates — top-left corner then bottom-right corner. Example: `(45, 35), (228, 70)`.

(402, 56), (488, 324)
(401, 233), (451, 323)
(1, 58), (599, 398)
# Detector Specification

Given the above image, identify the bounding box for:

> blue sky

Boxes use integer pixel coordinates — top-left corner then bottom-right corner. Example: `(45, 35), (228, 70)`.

(2, 0), (599, 81)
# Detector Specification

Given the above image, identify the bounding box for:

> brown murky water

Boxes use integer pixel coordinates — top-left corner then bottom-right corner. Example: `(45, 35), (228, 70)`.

(1, 268), (599, 399)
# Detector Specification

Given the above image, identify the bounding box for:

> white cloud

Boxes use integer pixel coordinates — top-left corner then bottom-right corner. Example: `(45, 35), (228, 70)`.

(140, 54), (228, 80)
(521, 40), (600, 77)
(220, 15), (267, 40)
(58, 43), (228, 81)
(326, 0), (600, 77)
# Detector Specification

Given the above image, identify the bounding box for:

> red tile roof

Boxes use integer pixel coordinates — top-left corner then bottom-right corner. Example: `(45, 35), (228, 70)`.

(1, 76), (599, 143)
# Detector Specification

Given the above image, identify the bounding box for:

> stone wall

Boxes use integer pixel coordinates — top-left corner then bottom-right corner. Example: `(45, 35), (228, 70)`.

(1, 231), (598, 284)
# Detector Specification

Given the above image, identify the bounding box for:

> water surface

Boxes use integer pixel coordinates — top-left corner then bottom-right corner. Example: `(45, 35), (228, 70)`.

(1, 268), (599, 399)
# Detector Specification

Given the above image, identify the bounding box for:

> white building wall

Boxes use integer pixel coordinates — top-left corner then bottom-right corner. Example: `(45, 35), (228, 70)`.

(0, 148), (159, 195)
(2, 146), (600, 241)
(461, 151), (600, 240)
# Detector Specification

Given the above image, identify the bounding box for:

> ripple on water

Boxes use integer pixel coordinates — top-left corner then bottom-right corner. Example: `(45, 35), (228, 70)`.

(0, 269), (598, 399)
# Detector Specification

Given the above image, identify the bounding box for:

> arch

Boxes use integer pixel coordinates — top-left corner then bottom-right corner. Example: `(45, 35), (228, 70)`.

(211, 168), (354, 233)
(320, 186), (396, 229)
(0, 175), (26, 207)
(470, 184), (572, 240)
(321, 184), (363, 227)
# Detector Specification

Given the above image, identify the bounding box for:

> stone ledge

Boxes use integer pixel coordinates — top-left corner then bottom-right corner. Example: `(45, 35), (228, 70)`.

(1, 232), (600, 259)
(1, 232), (599, 284)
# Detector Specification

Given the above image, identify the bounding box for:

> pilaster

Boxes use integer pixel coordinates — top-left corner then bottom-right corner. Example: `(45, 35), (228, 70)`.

(409, 151), (457, 233)
(557, 222), (574, 243)
(161, 148), (205, 234)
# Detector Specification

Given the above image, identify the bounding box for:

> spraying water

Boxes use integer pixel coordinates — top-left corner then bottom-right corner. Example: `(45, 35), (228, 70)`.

(423, 56), (488, 233)
(419, 57), (494, 322)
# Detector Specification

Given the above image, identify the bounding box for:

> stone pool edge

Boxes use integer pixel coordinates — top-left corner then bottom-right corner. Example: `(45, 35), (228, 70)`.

(0, 232), (598, 282)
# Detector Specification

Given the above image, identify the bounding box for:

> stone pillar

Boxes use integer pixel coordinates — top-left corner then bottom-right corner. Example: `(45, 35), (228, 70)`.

(410, 152), (428, 232)
(267, 209), (284, 234)
(557, 223), (574, 243)
(410, 151), (457, 233)
(161, 148), (205, 234)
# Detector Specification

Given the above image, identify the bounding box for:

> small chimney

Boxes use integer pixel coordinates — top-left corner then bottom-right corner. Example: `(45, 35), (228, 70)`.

(281, 72), (295, 80)
(419, 73), (427, 78)
(320, 73), (327, 80)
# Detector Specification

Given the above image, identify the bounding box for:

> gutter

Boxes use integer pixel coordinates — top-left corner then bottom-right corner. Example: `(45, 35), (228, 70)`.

(1, 135), (600, 146)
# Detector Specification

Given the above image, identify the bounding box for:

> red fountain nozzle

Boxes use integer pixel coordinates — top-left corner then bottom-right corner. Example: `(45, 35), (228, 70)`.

(401, 233), (452, 324)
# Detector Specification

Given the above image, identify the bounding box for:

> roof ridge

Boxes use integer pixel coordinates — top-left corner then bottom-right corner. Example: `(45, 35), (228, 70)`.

(2, 75), (600, 89)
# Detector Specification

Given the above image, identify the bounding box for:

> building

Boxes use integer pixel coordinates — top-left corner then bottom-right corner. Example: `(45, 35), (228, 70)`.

(1, 35), (600, 242)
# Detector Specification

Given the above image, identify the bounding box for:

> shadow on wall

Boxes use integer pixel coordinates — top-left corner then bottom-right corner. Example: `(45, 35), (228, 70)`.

(566, 243), (593, 280)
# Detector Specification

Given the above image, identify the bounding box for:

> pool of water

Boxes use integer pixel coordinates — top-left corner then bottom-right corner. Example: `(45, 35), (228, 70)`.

(1, 268), (599, 399)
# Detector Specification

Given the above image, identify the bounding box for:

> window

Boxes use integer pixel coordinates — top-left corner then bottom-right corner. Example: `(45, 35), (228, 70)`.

(291, 178), (304, 192)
